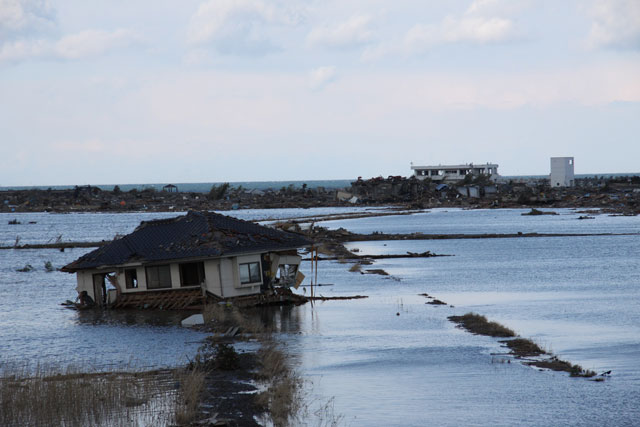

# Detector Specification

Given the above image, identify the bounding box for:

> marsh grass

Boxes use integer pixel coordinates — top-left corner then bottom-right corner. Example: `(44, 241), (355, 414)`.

(448, 313), (517, 338)
(526, 357), (597, 378)
(256, 341), (303, 426)
(0, 362), (212, 427)
(0, 364), (176, 427)
(203, 303), (271, 338)
(174, 367), (205, 425)
(500, 338), (546, 357)
(448, 314), (598, 379)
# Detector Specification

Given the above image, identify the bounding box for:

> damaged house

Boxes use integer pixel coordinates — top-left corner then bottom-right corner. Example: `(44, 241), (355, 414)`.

(61, 211), (311, 309)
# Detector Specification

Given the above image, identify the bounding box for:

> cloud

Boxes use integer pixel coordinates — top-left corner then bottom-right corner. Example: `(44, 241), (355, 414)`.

(362, 0), (521, 60)
(587, 0), (640, 50)
(54, 29), (139, 59)
(0, 0), (55, 38)
(187, 0), (298, 55)
(0, 28), (140, 63)
(309, 66), (336, 89)
(404, 16), (514, 51)
(307, 15), (373, 49)
(465, 0), (530, 17)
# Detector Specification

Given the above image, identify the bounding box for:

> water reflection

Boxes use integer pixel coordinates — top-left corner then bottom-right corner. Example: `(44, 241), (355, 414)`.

(74, 308), (195, 328)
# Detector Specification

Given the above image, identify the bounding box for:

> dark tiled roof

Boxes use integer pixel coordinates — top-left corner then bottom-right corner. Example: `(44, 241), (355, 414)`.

(62, 211), (311, 272)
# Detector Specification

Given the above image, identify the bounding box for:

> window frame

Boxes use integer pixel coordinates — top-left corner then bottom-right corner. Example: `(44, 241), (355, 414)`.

(238, 261), (262, 285)
(124, 268), (138, 289)
(179, 262), (205, 287)
(145, 264), (172, 289)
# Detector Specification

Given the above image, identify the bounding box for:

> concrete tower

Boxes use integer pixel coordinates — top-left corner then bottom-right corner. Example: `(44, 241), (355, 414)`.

(550, 157), (575, 187)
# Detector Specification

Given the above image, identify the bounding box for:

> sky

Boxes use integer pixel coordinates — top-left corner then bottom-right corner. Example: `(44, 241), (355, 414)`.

(1, 0), (639, 186)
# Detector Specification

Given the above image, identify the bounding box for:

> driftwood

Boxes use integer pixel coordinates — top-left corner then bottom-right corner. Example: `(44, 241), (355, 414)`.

(303, 251), (451, 261)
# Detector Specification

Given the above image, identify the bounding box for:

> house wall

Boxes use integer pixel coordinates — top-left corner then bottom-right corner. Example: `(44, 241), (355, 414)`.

(170, 264), (181, 289)
(204, 260), (222, 296)
(74, 252), (280, 301)
(76, 270), (94, 299)
(218, 254), (262, 298)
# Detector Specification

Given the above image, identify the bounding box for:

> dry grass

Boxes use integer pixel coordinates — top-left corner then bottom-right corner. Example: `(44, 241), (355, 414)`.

(449, 315), (599, 379)
(348, 263), (362, 272)
(448, 313), (517, 338)
(174, 368), (205, 425)
(203, 302), (230, 325)
(203, 303), (270, 337)
(526, 357), (597, 377)
(0, 364), (176, 427)
(500, 338), (546, 357)
(256, 341), (303, 426)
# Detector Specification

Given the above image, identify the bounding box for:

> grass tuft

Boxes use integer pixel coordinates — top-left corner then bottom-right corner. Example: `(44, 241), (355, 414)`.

(174, 367), (205, 425)
(448, 313), (516, 338)
(256, 341), (303, 426)
(500, 338), (546, 357)
(0, 364), (178, 427)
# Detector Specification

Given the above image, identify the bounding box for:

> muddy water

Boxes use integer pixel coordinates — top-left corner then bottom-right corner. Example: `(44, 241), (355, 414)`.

(1, 209), (639, 426)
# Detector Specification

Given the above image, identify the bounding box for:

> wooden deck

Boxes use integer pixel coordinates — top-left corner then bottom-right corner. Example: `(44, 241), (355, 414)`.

(111, 288), (205, 310)
(109, 287), (307, 310)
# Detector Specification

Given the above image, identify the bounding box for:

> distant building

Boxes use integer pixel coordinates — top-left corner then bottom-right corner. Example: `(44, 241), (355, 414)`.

(550, 157), (575, 187)
(410, 163), (499, 182)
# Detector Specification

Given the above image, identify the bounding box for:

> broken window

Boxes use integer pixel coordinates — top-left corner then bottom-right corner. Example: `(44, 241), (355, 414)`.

(179, 262), (205, 287)
(146, 265), (171, 289)
(125, 268), (138, 289)
(239, 262), (261, 284)
(274, 264), (298, 286)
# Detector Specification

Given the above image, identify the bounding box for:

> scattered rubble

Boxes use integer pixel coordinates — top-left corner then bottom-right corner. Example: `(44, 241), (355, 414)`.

(16, 264), (34, 272)
(2, 175), (639, 214)
(522, 208), (558, 216)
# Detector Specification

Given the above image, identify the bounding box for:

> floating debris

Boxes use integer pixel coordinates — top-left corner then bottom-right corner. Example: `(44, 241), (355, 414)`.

(522, 208), (558, 216)
(16, 264), (34, 272)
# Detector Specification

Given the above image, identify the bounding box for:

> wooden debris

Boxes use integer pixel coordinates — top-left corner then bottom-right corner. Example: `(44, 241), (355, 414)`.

(308, 295), (368, 301)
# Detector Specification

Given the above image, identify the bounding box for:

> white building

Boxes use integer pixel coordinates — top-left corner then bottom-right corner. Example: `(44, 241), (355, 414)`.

(410, 163), (499, 182)
(550, 157), (575, 187)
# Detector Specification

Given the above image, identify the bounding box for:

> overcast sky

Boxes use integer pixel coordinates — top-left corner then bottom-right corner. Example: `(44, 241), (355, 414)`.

(1, 0), (639, 186)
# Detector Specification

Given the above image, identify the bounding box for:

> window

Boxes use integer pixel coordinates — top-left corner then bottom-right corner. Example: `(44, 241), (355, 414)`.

(180, 262), (205, 287)
(145, 265), (171, 289)
(125, 268), (138, 289)
(239, 262), (261, 284)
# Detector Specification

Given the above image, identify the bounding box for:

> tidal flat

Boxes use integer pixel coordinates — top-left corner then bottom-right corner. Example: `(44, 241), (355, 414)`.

(1, 208), (639, 425)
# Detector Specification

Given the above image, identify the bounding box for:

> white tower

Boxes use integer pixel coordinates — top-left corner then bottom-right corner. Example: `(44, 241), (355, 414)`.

(550, 157), (575, 187)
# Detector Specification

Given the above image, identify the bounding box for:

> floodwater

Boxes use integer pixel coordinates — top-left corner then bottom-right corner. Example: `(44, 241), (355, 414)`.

(0, 207), (386, 369)
(0, 206), (386, 247)
(1, 208), (639, 426)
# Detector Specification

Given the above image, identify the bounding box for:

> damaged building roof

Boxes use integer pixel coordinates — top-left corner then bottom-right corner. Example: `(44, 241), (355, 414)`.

(62, 211), (312, 272)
